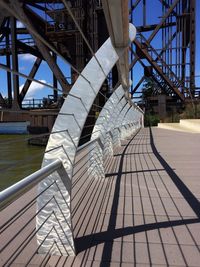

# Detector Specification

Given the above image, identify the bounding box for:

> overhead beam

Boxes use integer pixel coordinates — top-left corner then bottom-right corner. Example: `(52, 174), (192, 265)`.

(102, 0), (129, 48)
(102, 0), (132, 91)
(16, 40), (43, 59)
(136, 22), (176, 32)
(19, 57), (42, 102)
(0, 0), (71, 95)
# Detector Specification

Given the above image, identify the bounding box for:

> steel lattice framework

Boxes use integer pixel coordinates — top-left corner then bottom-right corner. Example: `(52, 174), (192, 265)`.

(0, 0), (197, 258)
(130, 0), (197, 103)
(0, 0), (197, 114)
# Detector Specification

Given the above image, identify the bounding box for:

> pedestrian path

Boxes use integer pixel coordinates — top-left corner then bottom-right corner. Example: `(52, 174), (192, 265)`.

(1, 127), (200, 266)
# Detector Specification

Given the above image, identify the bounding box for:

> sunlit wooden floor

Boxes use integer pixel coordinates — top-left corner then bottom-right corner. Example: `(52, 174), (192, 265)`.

(1, 127), (200, 266)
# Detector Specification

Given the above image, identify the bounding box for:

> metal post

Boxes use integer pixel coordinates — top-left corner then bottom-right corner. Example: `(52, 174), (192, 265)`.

(10, 16), (20, 110)
(53, 53), (58, 102)
(5, 22), (12, 108)
(190, 0), (196, 95)
(143, 0), (146, 26)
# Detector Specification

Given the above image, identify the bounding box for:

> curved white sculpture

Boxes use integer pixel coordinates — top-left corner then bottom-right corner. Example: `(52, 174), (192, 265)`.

(91, 85), (142, 156)
(36, 24), (137, 256)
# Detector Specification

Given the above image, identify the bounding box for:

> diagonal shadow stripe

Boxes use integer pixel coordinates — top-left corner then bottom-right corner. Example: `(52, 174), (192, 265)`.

(105, 168), (166, 177)
(98, 129), (139, 266)
(149, 127), (200, 218)
(75, 127), (200, 258)
(76, 217), (200, 252)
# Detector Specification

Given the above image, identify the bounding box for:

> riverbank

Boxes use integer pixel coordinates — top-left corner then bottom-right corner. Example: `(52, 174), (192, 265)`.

(0, 134), (44, 191)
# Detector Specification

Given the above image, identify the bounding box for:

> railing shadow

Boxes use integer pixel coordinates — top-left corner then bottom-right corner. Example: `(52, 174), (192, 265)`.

(149, 127), (200, 218)
(75, 127), (200, 266)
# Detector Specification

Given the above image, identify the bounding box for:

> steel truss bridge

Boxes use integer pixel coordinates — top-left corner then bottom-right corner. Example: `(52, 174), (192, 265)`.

(0, 0), (198, 111)
(0, 1), (200, 266)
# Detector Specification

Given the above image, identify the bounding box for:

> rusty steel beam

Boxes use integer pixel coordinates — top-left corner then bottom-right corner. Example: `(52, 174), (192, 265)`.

(136, 22), (176, 32)
(19, 57), (42, 102)
(130, 0), (142, 12)
(147, 0), (180, 44)
(131, 76), (145, 95)
(16, 40), (43, 59)
(0, 0), (71, 95)
(134, 39), (184, 101)
(130, 47), (169, 95)
(130, 0), (180, 78)
(158, 0), (177, 16)
(189, 0), (196, 93)
(10, 17), (20, 110)
(5, 22), (12, 108)
(138, 32), (183, 87)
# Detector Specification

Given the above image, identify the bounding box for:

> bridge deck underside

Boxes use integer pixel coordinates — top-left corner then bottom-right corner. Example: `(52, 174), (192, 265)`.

(1, 128), (200, 266)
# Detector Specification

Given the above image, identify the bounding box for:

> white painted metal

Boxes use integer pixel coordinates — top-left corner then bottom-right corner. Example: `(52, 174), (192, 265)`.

(37, 24), (137, 256)
(91, 83), (143, 161)
(0, 159), (69, 211)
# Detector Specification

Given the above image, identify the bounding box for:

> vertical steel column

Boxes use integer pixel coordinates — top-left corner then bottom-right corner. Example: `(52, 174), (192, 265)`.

(181, 0), (186, 93)
(5, 20), (12, 108)
(167, 0), (169, 78)
(178, 0), (181, 81)
(162, 1), (164, 74)
(164, 3), (167, 76)
(175, 3), (178, 78)
(190, 0), (196, 95)
(170, 0), (172, 79)
(52, 53), (58, 102)
(130, 0), (134, 94)
(143, 0), (146, 26)
(10, 16), (20, 110)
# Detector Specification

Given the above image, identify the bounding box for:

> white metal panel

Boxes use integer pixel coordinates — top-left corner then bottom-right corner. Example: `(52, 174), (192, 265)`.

(37, 24), (137, 256)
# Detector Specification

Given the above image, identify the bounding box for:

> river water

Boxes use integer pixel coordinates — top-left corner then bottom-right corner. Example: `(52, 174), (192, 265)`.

(0, 135), (45, 191)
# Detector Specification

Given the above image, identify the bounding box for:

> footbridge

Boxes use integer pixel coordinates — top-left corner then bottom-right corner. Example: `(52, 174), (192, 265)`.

(0, 1), (200, 266)
(1, 127), (200, 266)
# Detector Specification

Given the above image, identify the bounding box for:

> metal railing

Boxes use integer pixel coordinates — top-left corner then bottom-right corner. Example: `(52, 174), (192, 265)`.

(0, 159), (70, 211)
(0, 1), (143, 258)
(0, 122), (140, 266)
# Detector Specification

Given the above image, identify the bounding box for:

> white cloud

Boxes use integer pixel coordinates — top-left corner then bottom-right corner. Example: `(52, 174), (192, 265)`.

(19, 54), (37, 62)
(20, 80), (47, 100)
(17, 21), (25, 28)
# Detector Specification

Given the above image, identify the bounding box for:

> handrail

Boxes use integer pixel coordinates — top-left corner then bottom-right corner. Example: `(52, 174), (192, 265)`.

(77, 137), (100, 153)
(77, 136), (104, 153)
(0, 122), (137, 212)
(0, 159), (63, 211)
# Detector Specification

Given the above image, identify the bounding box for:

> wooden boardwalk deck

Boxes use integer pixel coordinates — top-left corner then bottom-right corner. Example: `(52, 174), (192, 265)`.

(1, 127), (200, 266)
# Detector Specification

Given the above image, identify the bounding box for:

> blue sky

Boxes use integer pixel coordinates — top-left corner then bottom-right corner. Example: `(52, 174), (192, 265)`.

(0, 1), (199, 102)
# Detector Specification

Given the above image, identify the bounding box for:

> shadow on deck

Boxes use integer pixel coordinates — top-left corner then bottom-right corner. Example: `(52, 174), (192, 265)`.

(1, 128), (200, 266)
